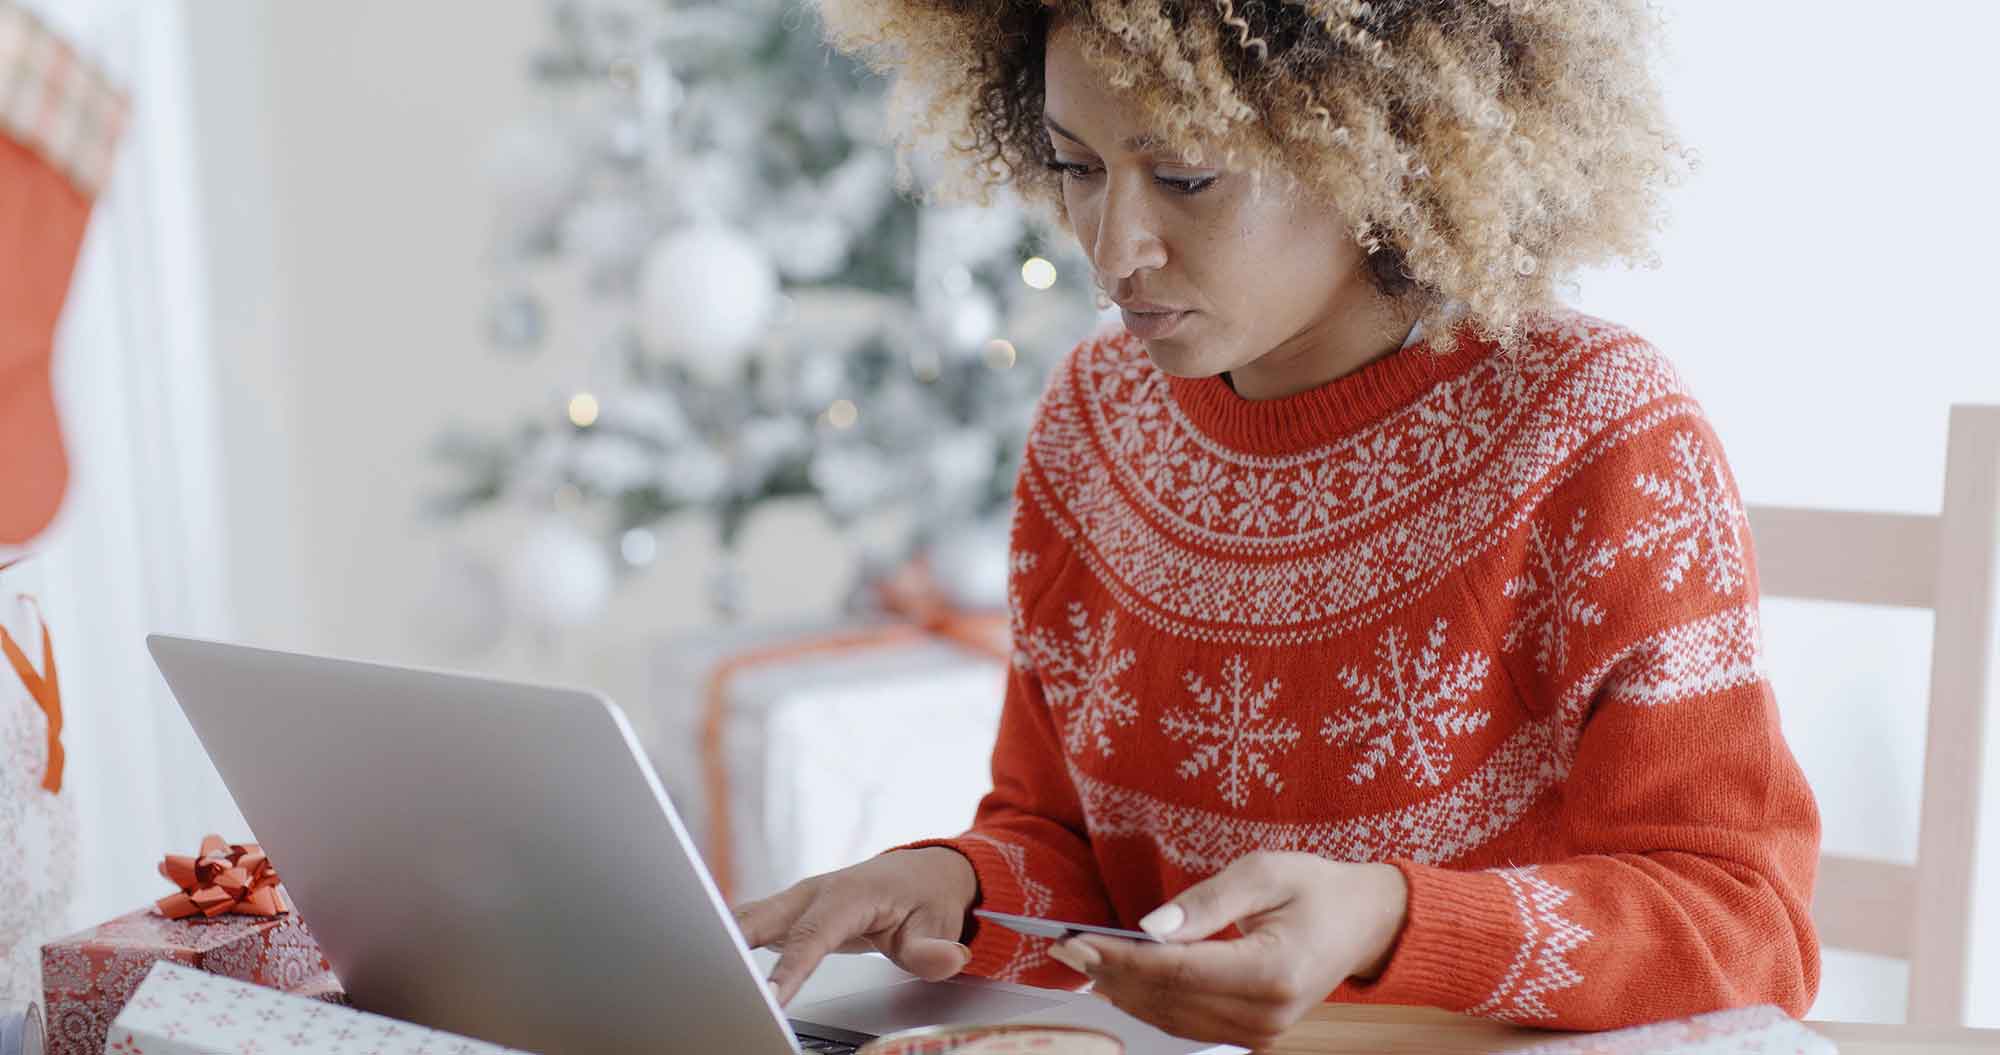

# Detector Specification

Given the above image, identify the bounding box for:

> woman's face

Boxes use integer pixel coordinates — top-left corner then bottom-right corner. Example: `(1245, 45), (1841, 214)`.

(1042, 17), (1412, 394)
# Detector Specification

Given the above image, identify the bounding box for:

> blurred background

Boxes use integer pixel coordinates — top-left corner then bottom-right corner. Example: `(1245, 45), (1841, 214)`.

(7, 0), (1999, 1030)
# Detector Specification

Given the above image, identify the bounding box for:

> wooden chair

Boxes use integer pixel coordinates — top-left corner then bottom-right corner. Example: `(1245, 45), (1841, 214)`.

(1745, 404), (2000, 1026)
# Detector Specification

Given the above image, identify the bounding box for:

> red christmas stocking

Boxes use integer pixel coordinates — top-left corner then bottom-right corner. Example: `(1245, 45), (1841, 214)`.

(0, 1), (129, 545)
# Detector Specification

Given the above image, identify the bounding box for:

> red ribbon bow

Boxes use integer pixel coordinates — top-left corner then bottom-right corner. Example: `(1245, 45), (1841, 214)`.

(155, 834), (288, 919)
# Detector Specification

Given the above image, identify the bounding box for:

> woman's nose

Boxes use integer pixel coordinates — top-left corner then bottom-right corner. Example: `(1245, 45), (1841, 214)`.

(1090, 181), (1169, 285)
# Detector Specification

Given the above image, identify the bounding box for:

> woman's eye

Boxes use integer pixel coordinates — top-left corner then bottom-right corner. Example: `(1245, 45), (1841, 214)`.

(1158, 174), (1218, 195)
(1042, 160), (1217, 196)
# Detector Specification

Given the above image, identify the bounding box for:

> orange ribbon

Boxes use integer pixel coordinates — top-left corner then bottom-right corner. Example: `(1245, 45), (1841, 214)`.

(156, 834), (289, 919)
(700, 555), (1012, 903)
(0, 557), (64, 793)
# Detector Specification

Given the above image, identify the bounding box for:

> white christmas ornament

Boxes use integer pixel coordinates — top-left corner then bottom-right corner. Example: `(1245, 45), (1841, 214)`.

(506, 519), (614, 629)
(636, 224), (778, 384)
(620, 526), (660, 567)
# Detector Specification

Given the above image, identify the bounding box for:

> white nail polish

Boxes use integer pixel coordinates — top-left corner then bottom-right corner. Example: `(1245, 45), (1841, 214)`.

(1138, 903), (1185, 940)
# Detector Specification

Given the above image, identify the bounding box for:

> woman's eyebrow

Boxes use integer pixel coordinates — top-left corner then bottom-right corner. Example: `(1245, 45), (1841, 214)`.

(1043, 114), (1161, 153)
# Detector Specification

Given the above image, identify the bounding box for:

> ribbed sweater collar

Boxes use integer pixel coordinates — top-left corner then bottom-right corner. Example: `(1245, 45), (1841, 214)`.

(1161, 314), (1488, 457)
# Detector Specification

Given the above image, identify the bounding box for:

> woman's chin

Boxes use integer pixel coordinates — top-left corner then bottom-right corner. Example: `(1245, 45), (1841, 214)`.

(1140, 342), (1229, 380)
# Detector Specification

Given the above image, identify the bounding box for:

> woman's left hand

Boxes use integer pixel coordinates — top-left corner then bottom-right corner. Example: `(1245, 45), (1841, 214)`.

(1047, 851), (1409, 1051)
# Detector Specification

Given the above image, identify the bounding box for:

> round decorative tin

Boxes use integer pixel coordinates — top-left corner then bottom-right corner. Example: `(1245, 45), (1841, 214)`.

(857, 1023), (1124, 1055)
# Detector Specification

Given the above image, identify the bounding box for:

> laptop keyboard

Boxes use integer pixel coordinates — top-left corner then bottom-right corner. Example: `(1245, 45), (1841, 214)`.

(794, 1034), (860, 1054)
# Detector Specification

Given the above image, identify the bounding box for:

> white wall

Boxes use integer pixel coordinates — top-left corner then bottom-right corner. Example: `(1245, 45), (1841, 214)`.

(173, 0), (2000, 1027)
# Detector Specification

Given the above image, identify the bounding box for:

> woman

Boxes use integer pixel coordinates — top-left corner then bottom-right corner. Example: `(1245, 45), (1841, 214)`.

(734, 0), (1820, 1046)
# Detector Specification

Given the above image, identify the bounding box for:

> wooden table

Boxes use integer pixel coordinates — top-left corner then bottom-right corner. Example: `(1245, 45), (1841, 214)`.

(1273, 1003), (2000, 1054)
(778, 951), (2000, 1053)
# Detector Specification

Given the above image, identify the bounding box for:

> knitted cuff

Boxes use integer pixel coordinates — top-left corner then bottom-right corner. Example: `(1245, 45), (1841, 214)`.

(1334, 860), (1522, 1014)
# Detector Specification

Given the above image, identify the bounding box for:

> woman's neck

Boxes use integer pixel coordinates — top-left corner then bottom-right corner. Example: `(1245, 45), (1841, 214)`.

(1222, 309), (1424, 401)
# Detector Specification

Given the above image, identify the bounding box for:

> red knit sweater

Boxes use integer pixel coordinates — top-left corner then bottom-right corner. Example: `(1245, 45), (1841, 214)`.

(899, 308), (1822, 1030)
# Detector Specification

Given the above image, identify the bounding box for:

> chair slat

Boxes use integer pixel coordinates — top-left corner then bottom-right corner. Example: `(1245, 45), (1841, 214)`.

(1906, 405), (2000, 1025)
(1746, 507), (1938, 609)
(1811, 854), (1918, 960)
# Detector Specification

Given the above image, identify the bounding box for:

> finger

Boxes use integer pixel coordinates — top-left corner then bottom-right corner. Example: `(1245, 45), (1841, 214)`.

(877, 933), (973, 981)
(1139, 852), (1293, 942)
(766, 898), (875, 1007)
(769, 934), (877, 955)
(730, 883), (817, 950)
(1063, 931), (1285, 1002)
(868, 908), (972, 981)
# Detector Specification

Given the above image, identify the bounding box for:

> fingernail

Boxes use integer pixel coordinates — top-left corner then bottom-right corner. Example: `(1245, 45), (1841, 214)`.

(1139, 903), (1185, 940)
(952, 942), (972, 960)
(1047, 941), (1087, 974)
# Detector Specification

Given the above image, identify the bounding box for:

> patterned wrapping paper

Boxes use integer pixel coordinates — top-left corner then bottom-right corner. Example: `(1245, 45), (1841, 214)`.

(40, 903), (342, 1055)
(110, 961), (532, 1055)
(1502, 1004), (1837, 1055)
(0, 600), (75, 1005)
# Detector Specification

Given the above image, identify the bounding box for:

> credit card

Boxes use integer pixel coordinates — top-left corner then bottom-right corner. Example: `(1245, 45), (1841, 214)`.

(973, 909), (1164, 943)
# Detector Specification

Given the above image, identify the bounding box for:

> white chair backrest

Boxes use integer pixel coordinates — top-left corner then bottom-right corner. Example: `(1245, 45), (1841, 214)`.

(1745, 404), (2000, 1026)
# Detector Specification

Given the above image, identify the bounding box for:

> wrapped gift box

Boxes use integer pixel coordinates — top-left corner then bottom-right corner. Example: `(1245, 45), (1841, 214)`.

(649, 612), (1008, 903)
(111, 960), (531, 1054)
(1507, 1004), (1835, 1054)
(40, 904), (340, 1055)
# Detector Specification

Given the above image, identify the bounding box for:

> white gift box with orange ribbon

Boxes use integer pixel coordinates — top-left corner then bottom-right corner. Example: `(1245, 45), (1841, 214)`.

(109, 960), (533, 1054)
(648, 611), (1008, 906)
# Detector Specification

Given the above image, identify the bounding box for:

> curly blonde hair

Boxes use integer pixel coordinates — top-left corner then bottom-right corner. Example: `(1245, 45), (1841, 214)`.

(815, 0), (1698, 354)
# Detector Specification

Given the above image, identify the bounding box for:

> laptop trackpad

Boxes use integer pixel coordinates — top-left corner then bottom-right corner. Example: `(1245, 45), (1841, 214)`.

(789, 979), (1068, 1036)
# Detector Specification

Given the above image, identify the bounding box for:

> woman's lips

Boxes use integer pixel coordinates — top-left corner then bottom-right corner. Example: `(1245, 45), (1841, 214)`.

(1121, 307), (1192, 339)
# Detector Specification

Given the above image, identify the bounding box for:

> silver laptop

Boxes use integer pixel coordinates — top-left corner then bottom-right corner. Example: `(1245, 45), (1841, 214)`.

(146, 634), (1235, 1055)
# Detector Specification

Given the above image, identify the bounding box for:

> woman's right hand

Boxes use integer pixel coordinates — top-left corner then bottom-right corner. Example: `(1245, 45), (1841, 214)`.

(731, 846), (980, 1007)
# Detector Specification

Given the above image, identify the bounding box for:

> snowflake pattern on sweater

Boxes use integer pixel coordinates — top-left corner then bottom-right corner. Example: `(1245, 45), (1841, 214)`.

(1161, 653), (1299, 808)
(1322, 617), (1493, 789)
(896, 308), (1821, 1032)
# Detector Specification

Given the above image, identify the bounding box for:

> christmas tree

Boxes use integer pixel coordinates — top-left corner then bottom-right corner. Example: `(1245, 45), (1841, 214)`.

(431, 0), (1103, 625)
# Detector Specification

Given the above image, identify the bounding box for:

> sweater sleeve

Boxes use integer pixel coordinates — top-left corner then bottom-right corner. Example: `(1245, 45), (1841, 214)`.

(882, 384), (1115, 989)
(1330, 414), (1822, 1030)
(890, 654), (1116, 988)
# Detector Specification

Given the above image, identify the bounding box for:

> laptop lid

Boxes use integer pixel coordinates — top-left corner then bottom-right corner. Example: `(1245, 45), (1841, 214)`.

(145, 633), (799, 1055)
